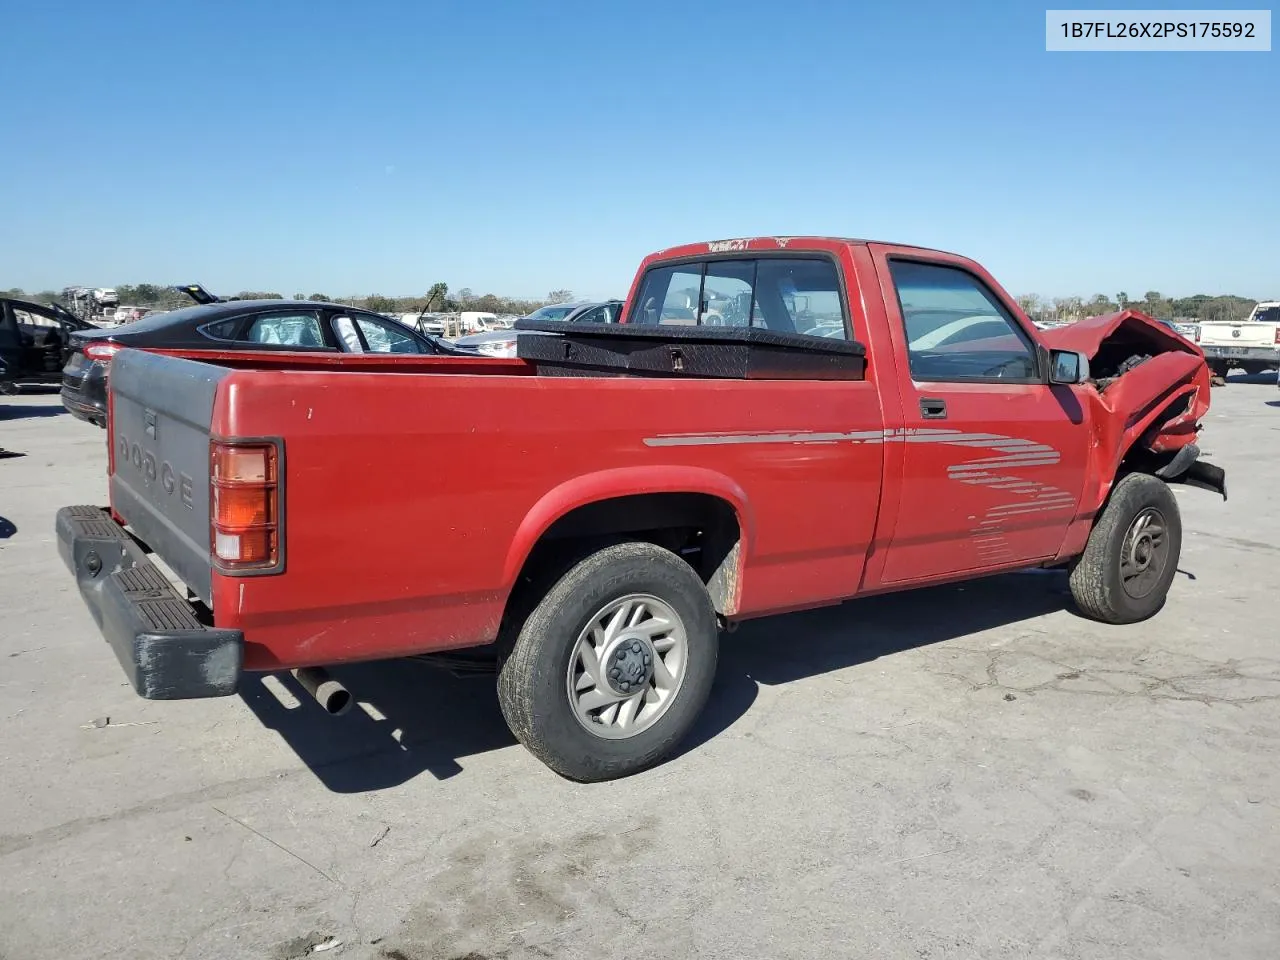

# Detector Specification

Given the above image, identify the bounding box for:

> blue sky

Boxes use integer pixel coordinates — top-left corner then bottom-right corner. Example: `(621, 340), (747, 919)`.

(2, 0), (1275, 300)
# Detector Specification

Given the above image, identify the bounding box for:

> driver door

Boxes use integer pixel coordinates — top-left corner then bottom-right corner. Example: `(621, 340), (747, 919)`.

(870, 249), (1088, 584)
(0, 301), (22, 375)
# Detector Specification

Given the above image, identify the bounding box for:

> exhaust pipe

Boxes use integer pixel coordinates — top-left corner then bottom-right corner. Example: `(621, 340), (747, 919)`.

(291, 667), (353, 716)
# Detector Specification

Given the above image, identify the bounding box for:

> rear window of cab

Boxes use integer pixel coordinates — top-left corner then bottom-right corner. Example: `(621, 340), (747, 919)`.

(628, 257), (850, 340)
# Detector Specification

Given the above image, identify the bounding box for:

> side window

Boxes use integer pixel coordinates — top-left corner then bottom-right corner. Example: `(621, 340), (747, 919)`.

(888, 261), (1038, 381)
(701, 261), (754, 328)
(352, 315), (424, 354)
(574, 305), (610, 324)
(752, 259), (848, 339)
(14, 308), (60, 329)
(240, 312), (326, 348)
(202, 318), (242, 340)
(333, 316), (364, 352)
(632, 265), (702, 326)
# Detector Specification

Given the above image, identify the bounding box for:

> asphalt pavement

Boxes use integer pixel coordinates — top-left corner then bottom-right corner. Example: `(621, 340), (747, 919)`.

(1, 377), (1278, 960)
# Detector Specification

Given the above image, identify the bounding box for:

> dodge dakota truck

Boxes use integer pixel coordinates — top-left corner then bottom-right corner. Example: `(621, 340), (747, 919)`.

(56, 237), (1227, 782)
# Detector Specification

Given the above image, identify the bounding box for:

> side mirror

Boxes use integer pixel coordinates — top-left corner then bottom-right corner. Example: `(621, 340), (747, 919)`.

(1049, 349), (1089, 385)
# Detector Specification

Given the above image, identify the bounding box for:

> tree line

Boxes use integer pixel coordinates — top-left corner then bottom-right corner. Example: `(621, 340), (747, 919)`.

(0, 283), (577, 316)
(1014, 291), (1259, 324)
(4, 283), (1260, 324)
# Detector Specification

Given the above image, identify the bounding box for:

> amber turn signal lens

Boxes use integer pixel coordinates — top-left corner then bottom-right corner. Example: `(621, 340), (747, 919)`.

(213, 484), (271, 529)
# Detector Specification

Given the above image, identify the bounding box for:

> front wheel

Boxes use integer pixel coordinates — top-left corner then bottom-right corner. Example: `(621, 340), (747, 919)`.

(1069, 473), (1182, 624)
(497, 541), (719, 782)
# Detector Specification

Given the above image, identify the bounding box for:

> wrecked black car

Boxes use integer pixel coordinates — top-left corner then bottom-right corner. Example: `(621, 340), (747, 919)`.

(0, 298), (99, 396)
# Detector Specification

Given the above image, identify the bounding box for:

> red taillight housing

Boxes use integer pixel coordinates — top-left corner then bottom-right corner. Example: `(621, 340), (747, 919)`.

(1273, 327), (1280, 345)
(84, 341), (122, 363)
(210, 440), (282, 571)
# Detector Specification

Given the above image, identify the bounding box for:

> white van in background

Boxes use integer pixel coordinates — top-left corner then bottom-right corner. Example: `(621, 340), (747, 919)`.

(458, 311), (498, 333)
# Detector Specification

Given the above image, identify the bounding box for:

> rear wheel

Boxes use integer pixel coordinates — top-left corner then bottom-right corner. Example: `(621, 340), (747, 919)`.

(497, 541), (719, 782)
(1069, 473), (1182, 624)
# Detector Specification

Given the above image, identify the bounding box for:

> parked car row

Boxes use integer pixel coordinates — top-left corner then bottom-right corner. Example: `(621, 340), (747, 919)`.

(59, 297), (476, 426)
(26, 276), (1260, 434)
(452, 300), (624, 357)
(32, 280), (624, 422)
(109, 305), (159, 324)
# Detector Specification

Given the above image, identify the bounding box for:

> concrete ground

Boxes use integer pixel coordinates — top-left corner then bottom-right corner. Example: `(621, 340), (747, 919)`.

(2, 378), (1278, 960)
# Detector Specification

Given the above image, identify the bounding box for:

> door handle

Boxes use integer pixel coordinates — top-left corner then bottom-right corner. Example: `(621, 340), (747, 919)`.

(920, 397), (947, 419)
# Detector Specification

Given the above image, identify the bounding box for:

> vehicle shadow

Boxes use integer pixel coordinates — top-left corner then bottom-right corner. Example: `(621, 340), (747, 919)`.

(1226, 371), (1279, 385)
(238, 661), (516, 792)
(242, 570), (1074, 793)
(0, 402), (67, 420)
(0, 516), (15, 538)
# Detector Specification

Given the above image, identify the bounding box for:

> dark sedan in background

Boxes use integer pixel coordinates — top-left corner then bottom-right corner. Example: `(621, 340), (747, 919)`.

(451, 300), (624, 358)
(61, 297), (469, 426)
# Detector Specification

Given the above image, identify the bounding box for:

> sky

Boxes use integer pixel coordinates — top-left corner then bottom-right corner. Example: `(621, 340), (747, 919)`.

(2, 0), (1276, 301)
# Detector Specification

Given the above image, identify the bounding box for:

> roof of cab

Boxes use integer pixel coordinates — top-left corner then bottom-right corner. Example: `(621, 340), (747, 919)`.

(645, 236), (967, 261)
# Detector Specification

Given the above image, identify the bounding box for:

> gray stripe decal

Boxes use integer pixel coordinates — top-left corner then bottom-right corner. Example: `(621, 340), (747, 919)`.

(644, 430), (884, 447)
(642, 425), (1077, 561)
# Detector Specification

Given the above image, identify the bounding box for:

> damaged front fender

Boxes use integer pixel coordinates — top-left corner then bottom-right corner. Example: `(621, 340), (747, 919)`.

(1048, 309), (1225, 558)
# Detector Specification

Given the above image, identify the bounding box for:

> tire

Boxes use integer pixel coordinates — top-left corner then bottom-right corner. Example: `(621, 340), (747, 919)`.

(497, 541), (719, 782)
(1069, 472), (1182, 624)
(1206, 359), (1230, 379)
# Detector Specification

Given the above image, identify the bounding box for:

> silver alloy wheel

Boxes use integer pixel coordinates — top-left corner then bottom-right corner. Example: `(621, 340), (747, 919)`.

(566, 593), (688, 740)
(1120, 507), (1169, 600)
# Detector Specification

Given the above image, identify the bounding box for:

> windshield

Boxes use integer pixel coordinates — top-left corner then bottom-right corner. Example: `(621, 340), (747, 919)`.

(527, 304), (576, 322)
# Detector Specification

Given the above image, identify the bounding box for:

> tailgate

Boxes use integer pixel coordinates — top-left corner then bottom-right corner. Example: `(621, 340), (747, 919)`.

(109, 350), (231, 605)
(1199, 322), (1276, 347)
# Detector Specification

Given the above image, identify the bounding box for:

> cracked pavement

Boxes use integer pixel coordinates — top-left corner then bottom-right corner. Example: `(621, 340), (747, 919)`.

(2, 378), (1278, 960)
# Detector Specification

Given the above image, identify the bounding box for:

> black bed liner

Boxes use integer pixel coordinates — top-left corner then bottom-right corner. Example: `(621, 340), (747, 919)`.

(514, 320), (867, 381)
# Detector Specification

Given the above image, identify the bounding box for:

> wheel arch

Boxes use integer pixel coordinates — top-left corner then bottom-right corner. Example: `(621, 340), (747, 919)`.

(501, 467), (753, 617)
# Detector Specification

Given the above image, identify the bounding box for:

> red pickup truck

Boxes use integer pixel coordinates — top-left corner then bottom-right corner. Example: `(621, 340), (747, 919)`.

(57, 237), (1226, 782)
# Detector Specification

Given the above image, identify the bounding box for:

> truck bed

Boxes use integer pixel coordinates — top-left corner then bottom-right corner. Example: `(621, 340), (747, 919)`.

(104, 347), (887, 671)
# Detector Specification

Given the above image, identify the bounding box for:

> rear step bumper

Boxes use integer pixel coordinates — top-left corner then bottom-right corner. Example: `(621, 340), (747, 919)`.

(56, 506), (242, 699)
